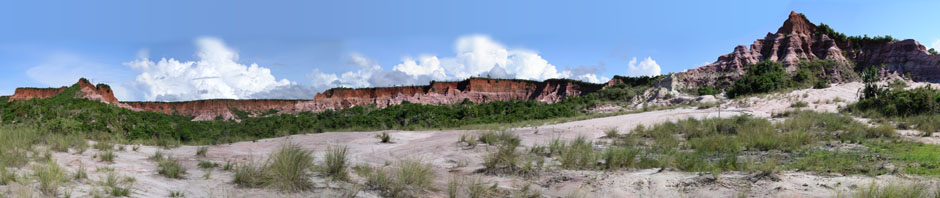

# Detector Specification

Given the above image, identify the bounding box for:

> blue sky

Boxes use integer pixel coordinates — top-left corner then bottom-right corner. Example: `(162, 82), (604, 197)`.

(2, 0), (939, 101)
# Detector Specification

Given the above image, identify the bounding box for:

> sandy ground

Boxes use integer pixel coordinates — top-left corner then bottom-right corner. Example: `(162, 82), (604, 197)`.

(4, 82), (940, 198)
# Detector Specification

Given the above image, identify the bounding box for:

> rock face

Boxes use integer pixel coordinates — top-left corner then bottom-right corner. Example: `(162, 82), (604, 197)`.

(9, 78), (604, 121)
(669, 11), (939, 90)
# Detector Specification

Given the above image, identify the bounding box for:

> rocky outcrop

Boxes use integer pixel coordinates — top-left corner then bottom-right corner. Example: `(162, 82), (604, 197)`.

(8, 87), (66, 101)
(8, 78), (119, 105)
(669, 11), (936, 91)
(9, 78), (605, 121)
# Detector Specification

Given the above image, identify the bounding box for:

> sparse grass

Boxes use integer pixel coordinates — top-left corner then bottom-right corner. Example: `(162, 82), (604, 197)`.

(558, 136), (596, 170)
(73, 164), (88, 180)
(0, 125), (41, 168)
(0, 168), (17, 185)
(169, 191), (185, 197)
(198, 161), (219, 169)
(601, 146), (638, 170)
(101, 172), (134, 197)
(604, 128), (619, 138)
(93, 141), (113, 151)
(158, 156), (186, 179)
(33, 160), (68, 196)
(791, 101), (809, 108)
(265, 143), (315, 192)
(195, 146), (208, 157)
(448, 174), (461, 198)
(478, 130), (520, 146)
(46, 133), (87, 153)
(149, 151), (165, 161)
(466, 177), (493, 198)
(397, 159), (434, 190)
(375, 132), (391, 143)
(99, 151), (116, 162)
(852, 181), (929, 198)
(233, 143), (315, 192)
(364, 159), (435, 197)
(324, 146), (349, 181)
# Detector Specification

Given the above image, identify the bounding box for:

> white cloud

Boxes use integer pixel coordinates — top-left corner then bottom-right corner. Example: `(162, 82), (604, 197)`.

(626, 57), (661, 77)
(308, 35), (606, 92)
(931, 39), (940, 51)
(124, 37), (291, 101)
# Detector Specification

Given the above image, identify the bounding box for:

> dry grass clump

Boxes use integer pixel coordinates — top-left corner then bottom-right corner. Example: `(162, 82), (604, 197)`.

(851, 181), (932, 198)
(196, 146), (209, 157)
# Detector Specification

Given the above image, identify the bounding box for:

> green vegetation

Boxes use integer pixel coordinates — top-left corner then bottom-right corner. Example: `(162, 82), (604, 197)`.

(158, 156), (187, 179)
(375, 132), (391, 143)
(363, 159), (435, 197)
(33, 160), (68, 196)
(196, 146), (209, 157)
(233, 143), (316, 192)
(323, 146), (350, 181)
(728, 60), (856, 98)
(817, 23), (897, 51)
(525, 111), (940, 177)
(0, 77), (660, 145)
(851, 182), (932, 198)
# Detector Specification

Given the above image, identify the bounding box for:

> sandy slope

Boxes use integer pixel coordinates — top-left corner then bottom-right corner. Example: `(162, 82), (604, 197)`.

(4, 82), (940, 198)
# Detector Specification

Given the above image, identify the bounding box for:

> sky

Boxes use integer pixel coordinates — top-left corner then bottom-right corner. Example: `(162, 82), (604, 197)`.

(2, 0), (940, 101)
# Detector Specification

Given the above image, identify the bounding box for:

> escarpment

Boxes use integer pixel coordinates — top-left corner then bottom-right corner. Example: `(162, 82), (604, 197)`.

(670, 11), (940, 90)
(10, 78), (606, 121)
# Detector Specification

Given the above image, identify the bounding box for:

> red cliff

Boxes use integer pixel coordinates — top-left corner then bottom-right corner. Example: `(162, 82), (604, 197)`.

(8, 78), (119, 105)
(10, 78), (605, 121)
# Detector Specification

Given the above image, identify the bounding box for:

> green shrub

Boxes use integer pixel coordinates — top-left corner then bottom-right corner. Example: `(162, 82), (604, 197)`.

(728, 61), (789, 98)
(375, 132), (391, 143)
(697, 86), (720, 96)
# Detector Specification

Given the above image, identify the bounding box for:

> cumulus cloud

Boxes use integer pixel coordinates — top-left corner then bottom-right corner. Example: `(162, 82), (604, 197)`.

(124, 37), (292, 101)
(308, 35), (607, 92)
(626, 57), (661, 77)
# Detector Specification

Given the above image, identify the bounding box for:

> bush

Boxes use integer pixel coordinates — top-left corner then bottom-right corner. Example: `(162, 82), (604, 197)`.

(375, 132), (391, 143)
(728, 61), (789, 98)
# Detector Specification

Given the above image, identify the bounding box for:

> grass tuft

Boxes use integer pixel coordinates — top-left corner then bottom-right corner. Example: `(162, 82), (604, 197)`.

(158, 156), (186, 179)
(324, 146), (350, 181)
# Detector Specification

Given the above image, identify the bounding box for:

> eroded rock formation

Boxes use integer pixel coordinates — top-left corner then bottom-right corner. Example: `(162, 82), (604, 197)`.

(669, 11), (940, 90)
(9, 78), (604, 121)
